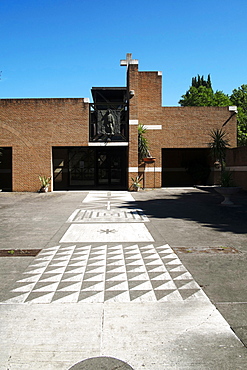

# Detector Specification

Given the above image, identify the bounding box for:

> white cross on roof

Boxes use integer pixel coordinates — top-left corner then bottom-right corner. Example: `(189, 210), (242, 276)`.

(120, 53), (139, 68)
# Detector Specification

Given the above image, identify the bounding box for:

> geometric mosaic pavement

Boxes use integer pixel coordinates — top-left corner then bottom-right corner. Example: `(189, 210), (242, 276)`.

(0, 191), (209, 304)
(0, 243), (209, 304)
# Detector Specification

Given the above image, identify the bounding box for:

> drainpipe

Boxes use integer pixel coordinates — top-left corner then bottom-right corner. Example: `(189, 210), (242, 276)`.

(222, 106), (238, 127)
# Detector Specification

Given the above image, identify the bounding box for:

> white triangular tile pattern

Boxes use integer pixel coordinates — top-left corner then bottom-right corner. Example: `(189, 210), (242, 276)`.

(0, 244), (209, 304)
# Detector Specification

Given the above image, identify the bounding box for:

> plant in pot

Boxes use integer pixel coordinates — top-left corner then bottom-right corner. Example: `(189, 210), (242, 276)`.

(38, 175), (51, 193)
(130, 175), (143, 191)
(209, 128), (240, 205)
(138, 124), (156, 163)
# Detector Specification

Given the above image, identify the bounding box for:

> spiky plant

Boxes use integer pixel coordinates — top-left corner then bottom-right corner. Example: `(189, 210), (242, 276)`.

(209, 128), (230, 170)
(138, 124), (150, 161)
(39, 175), (51, 187)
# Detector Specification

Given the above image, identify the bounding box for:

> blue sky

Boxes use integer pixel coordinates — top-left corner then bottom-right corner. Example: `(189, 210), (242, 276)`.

(1, 0), (247, 106)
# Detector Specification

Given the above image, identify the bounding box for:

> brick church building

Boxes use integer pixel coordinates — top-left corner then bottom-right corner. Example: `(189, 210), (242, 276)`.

(0, 54), (237, 192)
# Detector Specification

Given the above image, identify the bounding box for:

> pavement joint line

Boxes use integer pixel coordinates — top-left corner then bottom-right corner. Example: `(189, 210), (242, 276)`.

(216, 302), (247, 304)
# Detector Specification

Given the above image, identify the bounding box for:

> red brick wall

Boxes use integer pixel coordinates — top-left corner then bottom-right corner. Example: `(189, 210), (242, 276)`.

(128, 64), (237, 189)
(0, 98), (89, 191)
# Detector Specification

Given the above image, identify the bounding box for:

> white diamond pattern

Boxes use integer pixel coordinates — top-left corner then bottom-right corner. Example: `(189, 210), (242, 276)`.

(0, 243), (209, 304)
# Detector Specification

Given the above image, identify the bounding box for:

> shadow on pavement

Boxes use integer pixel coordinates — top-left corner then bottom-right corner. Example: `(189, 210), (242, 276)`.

(126, 188), (247, 235)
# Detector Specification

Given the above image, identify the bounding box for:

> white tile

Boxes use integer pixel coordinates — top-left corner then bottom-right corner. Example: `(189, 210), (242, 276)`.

(130, 281), (153, 290)
(51, 292), (80, 303)
(23, 268), (47, 275)
(174, 272), (193, 280)
(131, 290), (156, 302)
(26, 292), (55, 304)
(105, 273), (127, 281)
(81, 281), (104, 291)
(60, 223), (154, 243)
(39, 275), (63, 283)
(154, 280), (177, 290)
(106, 281), (129, 291)
(57, 282), (82, 292)
(1, 292), (30, 304)
(105, 291), (130, 302)
(12, 283), (36, 293)
(61, 274), (84, 282)
(33, 282), (59, 292)
(17, 276), (41, 283)
(158, 290), (183, 301)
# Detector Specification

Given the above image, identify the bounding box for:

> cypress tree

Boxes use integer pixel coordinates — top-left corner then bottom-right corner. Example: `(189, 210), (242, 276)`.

(207, 74), (212, 88)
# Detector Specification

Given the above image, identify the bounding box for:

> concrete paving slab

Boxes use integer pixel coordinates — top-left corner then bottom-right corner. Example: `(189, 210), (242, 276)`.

(0, 302), (246, 370)
(0, 189), (246, 369)
(0, 192), (88, 250)
(0, 303), (103, 370)
(102, 302), (247, 370)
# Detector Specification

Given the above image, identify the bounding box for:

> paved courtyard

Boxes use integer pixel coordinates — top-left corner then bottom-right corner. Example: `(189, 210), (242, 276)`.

(0, 189), (246, 369)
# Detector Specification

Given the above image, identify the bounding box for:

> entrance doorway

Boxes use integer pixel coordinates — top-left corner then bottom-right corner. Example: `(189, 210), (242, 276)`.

(53, 147), (127, 190)
(0, 147), (12, 191)
(162, 148), (211, 187)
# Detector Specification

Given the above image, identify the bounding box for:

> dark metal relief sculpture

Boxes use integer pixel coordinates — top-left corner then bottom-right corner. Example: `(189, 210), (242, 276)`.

(90, 105), (128, 142)
(99, 109), (119, 136)
(89, 87), (128, 142)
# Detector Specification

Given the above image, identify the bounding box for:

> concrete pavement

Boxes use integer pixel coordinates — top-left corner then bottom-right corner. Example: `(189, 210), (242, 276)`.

(132, 186), (247, 351)
(0, 188), (246, 369)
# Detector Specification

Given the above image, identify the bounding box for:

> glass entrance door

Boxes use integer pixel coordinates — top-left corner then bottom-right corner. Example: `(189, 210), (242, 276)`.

(53, 147), (127, 190)
(97, 148), (125, 188)
(69, 148), (95, 187)
(98, 152), (108, 186)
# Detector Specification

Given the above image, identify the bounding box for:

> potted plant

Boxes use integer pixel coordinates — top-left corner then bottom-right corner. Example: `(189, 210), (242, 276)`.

(130, 175), (143, 191)
(38, 175), (51, 193)
(138, 124), (156, 163)
(209, 128), (240, 205)
(213, 169), (240, 205)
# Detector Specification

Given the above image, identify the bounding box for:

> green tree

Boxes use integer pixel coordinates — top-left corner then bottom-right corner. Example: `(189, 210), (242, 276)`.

(214, 90), (233, 106)
(230, 85), (247, 146)
(179, 75), (231, 107)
